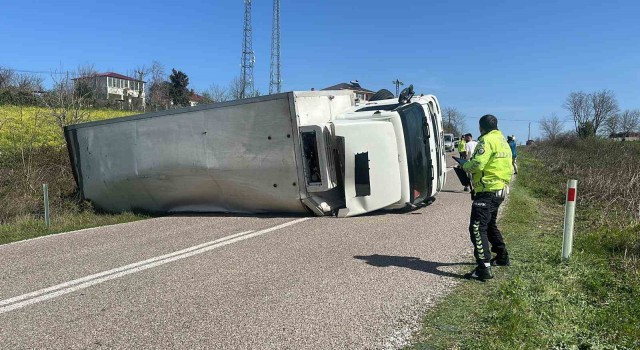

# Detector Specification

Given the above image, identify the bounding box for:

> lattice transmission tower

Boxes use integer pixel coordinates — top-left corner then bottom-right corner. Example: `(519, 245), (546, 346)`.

(269, 0), (281, 94)
(240, 0), (255, 99)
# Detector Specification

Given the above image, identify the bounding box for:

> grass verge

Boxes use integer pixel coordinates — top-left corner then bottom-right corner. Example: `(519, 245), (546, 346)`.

(406, 149), (640, 350)
(0, 211), (147, 245)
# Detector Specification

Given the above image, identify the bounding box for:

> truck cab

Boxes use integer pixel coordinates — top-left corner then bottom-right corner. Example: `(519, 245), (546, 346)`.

(298, 89), (446, 217)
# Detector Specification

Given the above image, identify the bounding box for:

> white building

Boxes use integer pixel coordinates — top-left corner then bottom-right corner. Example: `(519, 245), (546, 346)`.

(73, 72), (145, 108)
(322, 80), (374, 103)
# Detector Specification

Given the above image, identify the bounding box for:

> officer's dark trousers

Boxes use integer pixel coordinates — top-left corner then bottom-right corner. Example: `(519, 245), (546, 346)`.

(469, 192), (506, 266)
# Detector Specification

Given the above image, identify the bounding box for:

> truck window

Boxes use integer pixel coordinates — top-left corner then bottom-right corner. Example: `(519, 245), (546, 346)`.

(397, 103), (431, 204)
(354, 152), (371, 197)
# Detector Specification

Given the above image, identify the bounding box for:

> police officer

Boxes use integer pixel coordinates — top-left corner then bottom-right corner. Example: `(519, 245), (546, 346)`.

(457, 135), (467, 159)
(507, 135), (518, 174)
(461, 114), (512, 281)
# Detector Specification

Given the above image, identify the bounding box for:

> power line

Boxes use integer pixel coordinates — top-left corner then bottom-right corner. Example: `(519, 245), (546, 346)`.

(0, 68), (74, 76)
(505, 118), (574, 123)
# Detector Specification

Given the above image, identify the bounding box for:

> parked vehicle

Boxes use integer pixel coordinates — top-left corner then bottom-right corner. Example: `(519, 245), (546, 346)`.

(64, 86), (446, 217)
(444, 133), (455, 152)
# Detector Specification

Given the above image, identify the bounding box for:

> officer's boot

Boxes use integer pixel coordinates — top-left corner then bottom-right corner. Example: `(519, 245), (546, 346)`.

(490, 251), (510, 266)
(464, 265), (494, 281)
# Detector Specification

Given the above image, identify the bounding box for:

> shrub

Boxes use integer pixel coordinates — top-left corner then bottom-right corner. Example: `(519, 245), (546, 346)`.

(526, 136), (640, 219)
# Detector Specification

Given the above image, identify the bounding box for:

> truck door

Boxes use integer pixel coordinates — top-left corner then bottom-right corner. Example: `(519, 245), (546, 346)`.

(427, 102), (444, 193)
(396, 103), (433, 204)
(332, 120), (402, 217)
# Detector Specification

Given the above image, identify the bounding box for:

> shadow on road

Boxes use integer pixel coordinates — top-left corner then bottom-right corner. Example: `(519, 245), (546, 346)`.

(439, 189), (468, 194)
(166, 212), (310, 219)
(354, 254), (473, 279)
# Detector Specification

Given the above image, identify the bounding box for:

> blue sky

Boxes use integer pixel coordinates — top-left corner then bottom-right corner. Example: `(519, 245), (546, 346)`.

(1, 0), (639, 141)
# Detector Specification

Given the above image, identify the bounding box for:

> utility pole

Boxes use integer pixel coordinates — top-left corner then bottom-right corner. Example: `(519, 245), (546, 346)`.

(240, 0), (255, 99)
(135, 68), (146, 112)
(269, 0), (281, 94)
(392, 79), (404, 97)
(528, 122), (531, 141)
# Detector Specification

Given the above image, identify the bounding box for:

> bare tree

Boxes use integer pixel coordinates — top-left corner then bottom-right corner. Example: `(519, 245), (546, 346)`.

(603, 113), (620, 137)
(133, 65), (149, 111)
(41, 66), (93, 130)
(563, 91), (592, 135)
(13, 73), (44, 92)
(590, 89), (618, 135)
(442, 107), (466, 135)
(148, 61), (170, 110)
(202, 83), (229, 103)
(539, 113), (564, 140)
(73, 64), (99, 107)
(620, 109), (640, 134)
(0, 67), (43, 105)
(0, 66), (15, 89)
(228, 77), (244, 100)
(564, 90), (619, 137)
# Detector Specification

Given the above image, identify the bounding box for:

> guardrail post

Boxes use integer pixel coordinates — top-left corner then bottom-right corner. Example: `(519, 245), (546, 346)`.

(562, 179), (577, 260)
(43, 184), (50, 228)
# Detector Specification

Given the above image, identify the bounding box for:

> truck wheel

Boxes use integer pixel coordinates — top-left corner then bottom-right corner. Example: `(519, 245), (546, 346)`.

(369, 89), (395, 101)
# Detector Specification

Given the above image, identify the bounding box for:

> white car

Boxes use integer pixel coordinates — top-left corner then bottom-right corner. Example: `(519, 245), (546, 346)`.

(444, 133), (454, 152)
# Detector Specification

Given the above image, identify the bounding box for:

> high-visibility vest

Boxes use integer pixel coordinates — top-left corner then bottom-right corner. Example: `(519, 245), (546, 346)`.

(462, 130), (512, 192)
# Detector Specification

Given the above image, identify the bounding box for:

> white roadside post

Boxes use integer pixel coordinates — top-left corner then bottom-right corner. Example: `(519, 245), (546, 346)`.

(561, 179), (577, 260)
(43, 184), (50, 228)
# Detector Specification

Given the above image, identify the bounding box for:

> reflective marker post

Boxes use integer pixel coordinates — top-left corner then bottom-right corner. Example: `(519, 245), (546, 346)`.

(562, 179), (577, 260)
(43, 184), (50, 228)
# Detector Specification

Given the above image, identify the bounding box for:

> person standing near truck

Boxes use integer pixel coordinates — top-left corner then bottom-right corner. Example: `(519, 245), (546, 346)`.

(457, 135), (467, 159)
(462, 133), (478, 192)
(464, 133), (477, 159)
(461, 115), (512, 281)
(507, 135), (518, 174)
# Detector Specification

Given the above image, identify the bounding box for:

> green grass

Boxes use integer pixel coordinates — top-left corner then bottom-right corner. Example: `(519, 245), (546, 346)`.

(406, 149), (640, 350)
(0, 211), (148, 245)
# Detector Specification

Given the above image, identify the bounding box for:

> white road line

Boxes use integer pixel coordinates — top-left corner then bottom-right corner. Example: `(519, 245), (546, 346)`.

(0, 229), (255, 308)
(0, 217), (309, 314)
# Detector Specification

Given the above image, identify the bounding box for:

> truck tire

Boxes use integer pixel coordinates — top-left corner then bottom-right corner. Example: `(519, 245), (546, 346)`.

(369, 89), (395, 101)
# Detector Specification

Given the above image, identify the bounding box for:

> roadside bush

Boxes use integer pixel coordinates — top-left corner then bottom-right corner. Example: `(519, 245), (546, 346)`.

(0, 145), (78, 224)
(0, 105), (132, 224)
(526, 135), (640, 219)
(0, 104), (147, 242)
(520, 139), (640, 272)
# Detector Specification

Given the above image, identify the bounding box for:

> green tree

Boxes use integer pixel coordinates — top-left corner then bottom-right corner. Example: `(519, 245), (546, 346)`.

(577, 121), (596, 138)
(169, 69), (190, 107)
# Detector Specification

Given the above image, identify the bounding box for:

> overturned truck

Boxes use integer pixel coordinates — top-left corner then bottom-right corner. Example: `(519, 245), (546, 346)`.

(64, 88), (446, 217)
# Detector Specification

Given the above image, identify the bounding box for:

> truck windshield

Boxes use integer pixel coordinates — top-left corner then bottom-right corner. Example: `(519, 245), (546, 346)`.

(397, 103), (431, 204)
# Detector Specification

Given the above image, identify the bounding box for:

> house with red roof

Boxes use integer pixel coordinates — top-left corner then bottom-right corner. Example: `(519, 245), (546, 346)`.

(321, 80), (374, 103)
(73, 72), (146, 108)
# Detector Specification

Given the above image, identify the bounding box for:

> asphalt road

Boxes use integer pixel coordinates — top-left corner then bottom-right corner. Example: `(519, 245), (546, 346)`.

(0, 156), (475, 349)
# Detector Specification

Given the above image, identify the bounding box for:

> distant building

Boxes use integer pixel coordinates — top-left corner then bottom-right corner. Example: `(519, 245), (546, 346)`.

(609, 132), (640, 141)
(322, 80), (374, 102)
(189, 92), (204, 107)
(73, 72), (145, 108)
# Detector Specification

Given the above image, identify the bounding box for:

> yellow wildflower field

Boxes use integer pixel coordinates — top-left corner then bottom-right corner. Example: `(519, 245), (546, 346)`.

(0, 106), (134, 151)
